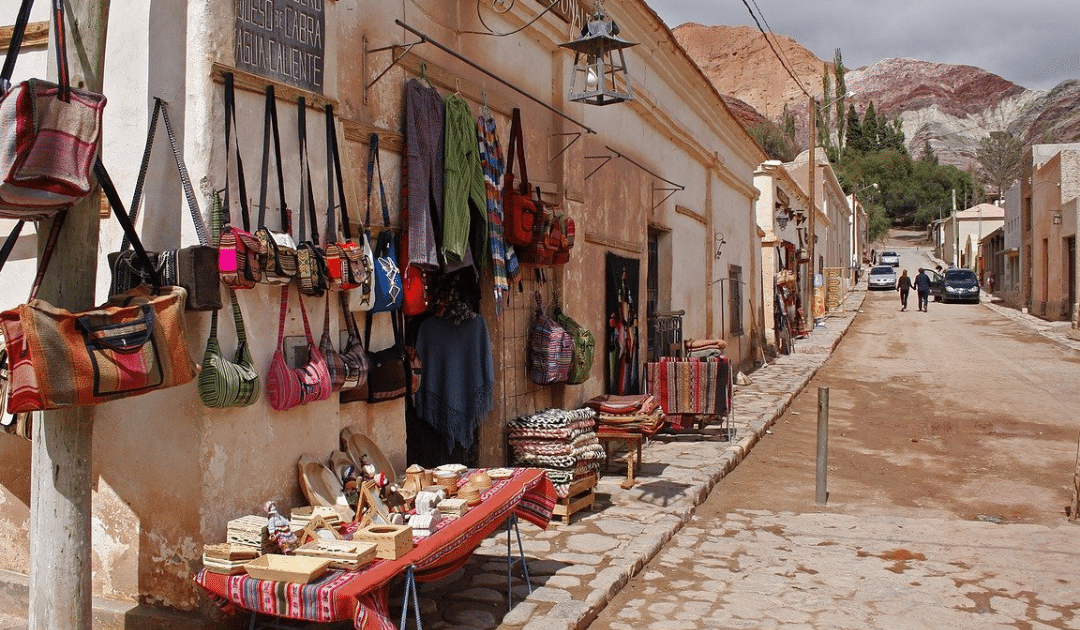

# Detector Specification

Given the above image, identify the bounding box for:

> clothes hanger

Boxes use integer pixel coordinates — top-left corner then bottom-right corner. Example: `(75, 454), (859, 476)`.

(418, 62), (431, 89)
(480, 91), (491, 118)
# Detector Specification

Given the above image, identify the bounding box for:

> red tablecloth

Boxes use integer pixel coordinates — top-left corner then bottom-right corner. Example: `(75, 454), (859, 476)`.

(196, 468), (555, 630)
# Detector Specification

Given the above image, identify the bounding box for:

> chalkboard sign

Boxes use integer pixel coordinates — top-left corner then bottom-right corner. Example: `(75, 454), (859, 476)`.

(235, 0), (326, 93)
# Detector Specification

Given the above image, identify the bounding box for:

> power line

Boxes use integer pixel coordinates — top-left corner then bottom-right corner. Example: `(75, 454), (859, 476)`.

(738, 0), (813, 101)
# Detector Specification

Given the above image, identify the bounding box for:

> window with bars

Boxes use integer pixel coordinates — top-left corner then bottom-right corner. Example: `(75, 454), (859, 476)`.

(729, 264), (743, 336)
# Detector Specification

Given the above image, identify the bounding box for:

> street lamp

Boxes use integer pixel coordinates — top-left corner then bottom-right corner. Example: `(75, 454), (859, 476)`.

(560, 0), (638, 106)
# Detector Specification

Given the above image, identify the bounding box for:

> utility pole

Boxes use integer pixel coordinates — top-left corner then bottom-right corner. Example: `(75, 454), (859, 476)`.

(29, 2), (109, 629)
(806, 96), (817, 327)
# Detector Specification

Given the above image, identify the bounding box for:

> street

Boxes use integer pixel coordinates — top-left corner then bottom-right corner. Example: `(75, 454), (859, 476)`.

(587, 244), (1080, 629)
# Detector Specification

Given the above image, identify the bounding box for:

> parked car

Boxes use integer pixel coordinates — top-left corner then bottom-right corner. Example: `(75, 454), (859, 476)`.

(867, 265), (897, 290)
(879, 251), (900, 267)
(940, 268), (980, 303)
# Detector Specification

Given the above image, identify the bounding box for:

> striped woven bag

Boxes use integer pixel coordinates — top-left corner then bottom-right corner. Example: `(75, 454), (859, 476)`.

(198, 288), (259, 408)
(318, 293), (346, 391)
(266, 284), (332, 411)
(527, 291), (573, 385)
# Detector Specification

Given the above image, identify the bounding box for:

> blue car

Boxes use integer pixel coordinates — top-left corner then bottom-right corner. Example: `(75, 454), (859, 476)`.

(941, 268), (980, 304)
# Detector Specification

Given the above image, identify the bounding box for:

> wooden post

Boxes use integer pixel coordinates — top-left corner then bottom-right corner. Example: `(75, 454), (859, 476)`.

(806, 96), (817, 328)
(28, 2), (109, 629)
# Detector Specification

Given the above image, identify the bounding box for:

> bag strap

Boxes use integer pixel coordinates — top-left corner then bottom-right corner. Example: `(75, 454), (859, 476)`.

(363, 307), (404, 352)
(122, 98), (209, 251)
(325, 105), (352, 240)
(339, 291), (361, 341)
(276, 283), (289, 349)
(0, 0), (33, 90)
(258, 85), (290, 235)
(209, 288), (246, 348)
(365, 133), (391, 229)
(296, 96), (319, 245)
(505, 108), (528, 191)
(296, 286), (316, 346)
(223, 73), (252, 232)
(95, 160), (163, 289)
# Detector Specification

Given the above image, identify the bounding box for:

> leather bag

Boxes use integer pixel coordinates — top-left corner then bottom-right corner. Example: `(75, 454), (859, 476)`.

(265, 284), (332, 411)
(108, 97), (221, 311)
(502, 108), (540, 247)
(295, 96), (329, 297)
(0, 162), (198, 413)
(323, 105), (372, 294)
(336, 292), (369, 400)
(0, 0), (106, 219)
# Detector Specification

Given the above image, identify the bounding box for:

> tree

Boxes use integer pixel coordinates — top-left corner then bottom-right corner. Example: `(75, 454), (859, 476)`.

(748, 120), (799, 162)
(845, 104), (866, 153)
(862, 102), (878, 150)
(919, 139), (938, 165)
(833, 48), (848, 152)
(976, 131), (1024, 202)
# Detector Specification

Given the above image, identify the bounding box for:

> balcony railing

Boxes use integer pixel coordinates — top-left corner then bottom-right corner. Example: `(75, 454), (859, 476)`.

(647, 310), (684, 361)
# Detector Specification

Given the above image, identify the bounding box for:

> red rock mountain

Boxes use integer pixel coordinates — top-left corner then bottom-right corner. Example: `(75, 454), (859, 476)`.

(672, 23), (1080, 170)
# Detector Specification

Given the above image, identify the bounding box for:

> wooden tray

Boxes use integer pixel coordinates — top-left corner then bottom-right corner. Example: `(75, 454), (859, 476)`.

(245, 554), (331, 584)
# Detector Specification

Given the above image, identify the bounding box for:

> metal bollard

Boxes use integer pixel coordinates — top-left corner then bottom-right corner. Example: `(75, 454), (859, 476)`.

(815, 387), (829, 504)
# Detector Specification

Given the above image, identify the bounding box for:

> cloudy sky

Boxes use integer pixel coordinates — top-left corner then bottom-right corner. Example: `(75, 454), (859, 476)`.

(647, 0), (1080, 91)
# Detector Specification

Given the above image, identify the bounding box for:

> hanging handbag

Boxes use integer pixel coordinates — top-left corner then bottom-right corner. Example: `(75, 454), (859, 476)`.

(318, 293), (346, 391)
(323, 105), (371, 294)
(518, 187), (575, 267)
(198, 288), (259, 408)
(357, 309), (420, 404)
(108, 97), (221, 311)
(527, 291), (573, 385)
(0, 227), (32, 437)
(502, 108), (540, 248)
(254, 85), (298, 285)
(266, 284), (332, 411)
(365, 134), (402, 313)
(0, 162), (198, 413)
(218, 72), (263, 289)
(337, 292), (369, 401)
(554, 304), (594, 385)
(295, 97), (329, 297)
(0, 0), (106, 219)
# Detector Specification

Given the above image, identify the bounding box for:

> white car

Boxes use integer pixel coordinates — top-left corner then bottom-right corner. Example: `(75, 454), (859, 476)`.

(879, 251), (900, 267)
(868, 265), (897, 290)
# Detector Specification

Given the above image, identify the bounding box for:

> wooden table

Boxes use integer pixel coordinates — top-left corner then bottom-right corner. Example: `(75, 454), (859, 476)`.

(196, 468), (555, 630)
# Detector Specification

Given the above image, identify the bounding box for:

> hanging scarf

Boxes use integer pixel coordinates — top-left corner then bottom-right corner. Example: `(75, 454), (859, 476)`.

(476, 112), (511, 315)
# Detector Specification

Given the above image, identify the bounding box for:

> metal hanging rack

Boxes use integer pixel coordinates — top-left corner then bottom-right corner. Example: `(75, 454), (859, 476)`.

(365, 19), (597, 135)
(584, 145), (685, 209)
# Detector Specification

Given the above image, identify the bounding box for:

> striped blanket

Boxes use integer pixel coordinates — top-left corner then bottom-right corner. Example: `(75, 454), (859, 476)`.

(195, 468), (555, 630)
(646, 357), (731, 417)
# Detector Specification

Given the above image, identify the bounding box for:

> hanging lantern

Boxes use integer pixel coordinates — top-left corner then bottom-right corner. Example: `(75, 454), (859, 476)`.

(775, 209), (790, 231)
(559, 2), (637, 106)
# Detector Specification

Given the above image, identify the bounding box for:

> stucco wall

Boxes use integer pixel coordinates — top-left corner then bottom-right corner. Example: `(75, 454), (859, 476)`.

(0, 0), (765, 619)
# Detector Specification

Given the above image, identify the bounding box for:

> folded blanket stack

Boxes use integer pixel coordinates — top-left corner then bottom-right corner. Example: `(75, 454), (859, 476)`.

(508, 408), (602, 497)
(684, 338), (727, 359)
(583, 394), (666, 436)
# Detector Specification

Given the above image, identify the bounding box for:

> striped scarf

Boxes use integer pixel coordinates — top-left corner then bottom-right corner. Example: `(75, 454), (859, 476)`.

(476, 113), (511, 314)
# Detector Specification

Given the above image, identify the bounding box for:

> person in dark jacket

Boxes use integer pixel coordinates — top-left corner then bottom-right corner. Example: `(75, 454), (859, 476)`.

(914, 268), (932, 311)
(896, 269), (912, 311)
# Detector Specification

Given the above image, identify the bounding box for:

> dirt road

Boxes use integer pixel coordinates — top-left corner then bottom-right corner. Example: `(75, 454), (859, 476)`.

(588, 242), (1080, 629)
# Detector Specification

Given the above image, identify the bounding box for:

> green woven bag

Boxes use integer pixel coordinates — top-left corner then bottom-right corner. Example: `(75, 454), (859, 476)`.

(198, 288), (260, 408)
(555, 308), (595, 385)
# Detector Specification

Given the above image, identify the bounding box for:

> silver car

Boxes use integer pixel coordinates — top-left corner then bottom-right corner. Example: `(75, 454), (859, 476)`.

(868, 265), (897, 290)
(879, 251), (900, 266)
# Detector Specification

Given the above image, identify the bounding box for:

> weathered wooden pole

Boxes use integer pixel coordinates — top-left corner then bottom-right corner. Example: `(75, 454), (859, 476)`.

(28, 2), (109, 629)
(815, 386), (829, 504)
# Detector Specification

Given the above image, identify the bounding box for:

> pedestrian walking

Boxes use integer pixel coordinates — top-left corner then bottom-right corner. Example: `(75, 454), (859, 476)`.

(914, 268), (932, 311)
(896, 269), (912, 311)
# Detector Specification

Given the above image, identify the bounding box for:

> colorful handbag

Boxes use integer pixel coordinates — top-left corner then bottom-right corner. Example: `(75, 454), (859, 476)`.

(355, 309), (419, 404)
(366, 134), (402, 313)
(0, 0), (106, 219)
(198, 288), (260, 408)
(555, 305), (594, 385)
(108, 97), (221, 311)
(266, 284), (332, 411)
(0, 162), (197, 413)
(318, 294), (345, 391)
(527, 291), (573, 385)
(323, 105), (371, 294)
(254, 85), (298, 285)
(218, 73), (263, 289)
(295, 97), (329, 297)
(502, 108), (540, 247)
(336, 292), (369, 400)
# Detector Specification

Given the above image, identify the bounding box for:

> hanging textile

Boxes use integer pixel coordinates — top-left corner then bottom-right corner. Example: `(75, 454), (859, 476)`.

(476, 110), (511, 313)
(441, 94), (487, 271)
(606, 253), (640, 395)
(403, 79), (444, 269)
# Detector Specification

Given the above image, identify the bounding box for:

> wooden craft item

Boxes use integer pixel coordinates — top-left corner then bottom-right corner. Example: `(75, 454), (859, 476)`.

(340, 425), (397, 483)
(297, 453), (355, 521)
(353, 524), (414, 559)
(295, 539), (377, 570)
(245, 554), (331, 584)
(294, 514), (343, 546)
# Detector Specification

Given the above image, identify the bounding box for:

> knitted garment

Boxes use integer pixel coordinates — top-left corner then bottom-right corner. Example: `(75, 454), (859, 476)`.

(442, 94), (488, 268)
(404, 80), (444, 269)
(476, 112), (510, 312)
(415, 314), (494, 451)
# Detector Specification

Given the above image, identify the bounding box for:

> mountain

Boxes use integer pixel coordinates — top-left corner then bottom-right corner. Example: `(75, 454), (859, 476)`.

(672, 23), (1080, 171)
